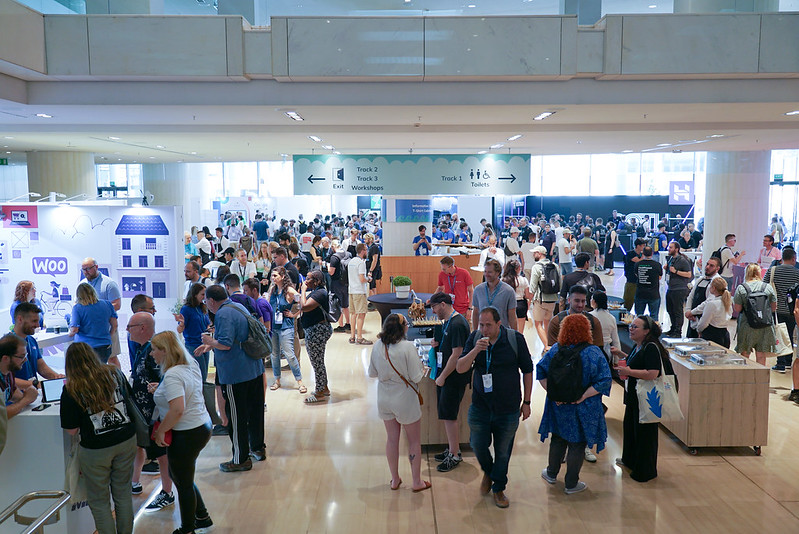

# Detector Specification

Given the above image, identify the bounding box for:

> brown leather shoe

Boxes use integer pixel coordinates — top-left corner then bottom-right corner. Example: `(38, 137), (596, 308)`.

(480, 473), (492, 495)
(493, 491), (509, 508)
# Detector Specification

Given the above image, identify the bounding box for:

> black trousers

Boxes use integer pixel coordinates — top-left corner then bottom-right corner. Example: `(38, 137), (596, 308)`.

(546, 433), (585, 489)
(776, 312), (796, 368)
(622, 393), (659, 483)
(666, 289), (689, 336)
(221, 374), (265, 464)
(168, 423), (212, 532)
(700, 325), (731, 348)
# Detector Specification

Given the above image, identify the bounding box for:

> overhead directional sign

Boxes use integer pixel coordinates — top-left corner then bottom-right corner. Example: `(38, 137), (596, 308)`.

(293, 154), (531, 196)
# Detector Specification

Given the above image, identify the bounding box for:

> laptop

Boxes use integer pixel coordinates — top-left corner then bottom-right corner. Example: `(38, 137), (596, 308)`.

(41, 378), (66, 403)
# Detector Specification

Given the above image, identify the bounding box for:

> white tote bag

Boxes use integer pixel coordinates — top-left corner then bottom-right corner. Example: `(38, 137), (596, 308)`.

(635, 345), (684, 424)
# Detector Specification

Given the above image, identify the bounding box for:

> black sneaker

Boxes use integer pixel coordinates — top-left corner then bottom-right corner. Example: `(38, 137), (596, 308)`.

(434, 448), (450, 462)
(131, 482), (143, 495)
(142, 460), (160, 474)
(789, 390), (799, 402)
(344, 323), (351, 332)
(219, 458), (253, 472)
(212, 424), (229, 436)
(250, 448), (266, 462)
(333, 325), (347, 333)
(144, 490), (175, 512)
(436, 453), (461, 473)
(195, 516), (213, 531)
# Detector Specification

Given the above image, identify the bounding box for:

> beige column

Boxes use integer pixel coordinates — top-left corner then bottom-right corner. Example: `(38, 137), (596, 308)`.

(382, 195), (434, 257)
(703, 151), (771, 265)
(26, 151), (95, 200)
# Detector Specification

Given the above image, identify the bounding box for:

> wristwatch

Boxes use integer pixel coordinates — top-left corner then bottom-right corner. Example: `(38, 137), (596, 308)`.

(522, 400), (531, 406)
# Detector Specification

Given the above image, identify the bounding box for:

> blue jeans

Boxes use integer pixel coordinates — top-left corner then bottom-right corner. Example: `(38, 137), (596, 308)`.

(634, 297), (661, 319)
(272, 328), (302, 380)
(560, 262), (574, 275)
(468, 405), (520, 493)
(186, 344), (209, 382)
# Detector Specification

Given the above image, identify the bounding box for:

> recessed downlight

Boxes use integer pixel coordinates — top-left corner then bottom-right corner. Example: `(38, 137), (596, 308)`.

(656, 143), (671, 147)
(477, 150), (488, 154)
(533, 111), (555, 121)
(622, 149), (634, 153)
(108, 136), (120, 140)
(490, 143), (504, 149)
(308, 136), (322, 142)
(786, 110), (799, 116)
(708, 134), (724, 138)
(322, 145), (334, 150)
(35, 113), (53, 118)
(285, 111), (304, 121)
(507, 134), (523, 141)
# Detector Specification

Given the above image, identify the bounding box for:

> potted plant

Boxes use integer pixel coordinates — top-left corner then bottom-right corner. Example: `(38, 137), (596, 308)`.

(393, 276), (412, 299)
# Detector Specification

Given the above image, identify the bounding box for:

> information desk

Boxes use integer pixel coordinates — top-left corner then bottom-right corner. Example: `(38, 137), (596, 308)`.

(661, 346), (769, 455)
(367, 292), (433, 324)
(0, 403), (95, 533)
(380, 255), (483, 294)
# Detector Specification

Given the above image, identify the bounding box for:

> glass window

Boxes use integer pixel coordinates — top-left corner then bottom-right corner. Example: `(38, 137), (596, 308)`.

(138, 256), (148, 268)
(258, 161), (295, 197)
(122, 238), (131, 250)
(589, 153), (640, 195)
(122, 256), (131, 268)
(154, 256), (164, 268)
(541, 155), (590, 196)
(224, 162), (259, 197)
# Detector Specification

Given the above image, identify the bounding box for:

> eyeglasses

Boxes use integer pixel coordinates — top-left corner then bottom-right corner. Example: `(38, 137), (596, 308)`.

(12, 352), (27, 360)
(81, 265), (97, 272)
(126, 323), (145, 329)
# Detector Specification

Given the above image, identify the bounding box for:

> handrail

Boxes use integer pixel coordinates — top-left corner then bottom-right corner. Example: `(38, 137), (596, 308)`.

(0, 490), (71, 534)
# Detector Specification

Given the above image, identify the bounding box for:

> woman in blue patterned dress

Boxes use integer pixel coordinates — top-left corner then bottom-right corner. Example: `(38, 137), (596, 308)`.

(537, 314), (611, 494)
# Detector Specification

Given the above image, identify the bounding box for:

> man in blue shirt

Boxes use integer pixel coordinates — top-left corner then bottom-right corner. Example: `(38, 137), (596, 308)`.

(12, 303), (63, 388)
(197, 285), (265, 473)
(80, 257), (122, 366)
(456, 307), (533, 509)
(412, 225), (432, 256)
(438, 223), (456, 245)
(252, 214), (269, 242)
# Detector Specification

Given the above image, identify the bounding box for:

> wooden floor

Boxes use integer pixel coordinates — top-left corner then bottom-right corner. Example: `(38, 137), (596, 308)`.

(132, 273), (799, 534)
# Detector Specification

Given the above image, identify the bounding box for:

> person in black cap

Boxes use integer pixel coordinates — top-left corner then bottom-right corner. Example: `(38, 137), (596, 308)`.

(429, 292), (471, 473)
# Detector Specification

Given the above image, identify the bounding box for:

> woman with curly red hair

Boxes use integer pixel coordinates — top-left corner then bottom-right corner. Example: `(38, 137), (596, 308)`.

(536, 314), (611, 494)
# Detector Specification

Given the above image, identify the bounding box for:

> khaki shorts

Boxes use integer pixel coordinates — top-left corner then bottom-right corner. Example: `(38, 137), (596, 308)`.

(532, 300), (556, 322)
(350, 293), (368, 314)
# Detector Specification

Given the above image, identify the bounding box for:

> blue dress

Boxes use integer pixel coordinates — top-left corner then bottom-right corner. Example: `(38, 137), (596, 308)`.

(536, 343), (612, 451)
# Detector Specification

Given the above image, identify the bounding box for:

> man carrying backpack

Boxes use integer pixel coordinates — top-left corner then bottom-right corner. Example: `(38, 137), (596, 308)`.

(714, 234), (746, 288)
(766, 248), (799, 373)
(529, 246), (560, 347)
(559, 253), (605, 312)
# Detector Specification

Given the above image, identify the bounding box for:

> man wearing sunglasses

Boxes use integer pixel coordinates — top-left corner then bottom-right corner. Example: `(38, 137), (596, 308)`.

(0, 334), (38, 419)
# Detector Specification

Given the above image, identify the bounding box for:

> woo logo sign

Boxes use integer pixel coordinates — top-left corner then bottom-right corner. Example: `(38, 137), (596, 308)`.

(32, 257), (68, 275)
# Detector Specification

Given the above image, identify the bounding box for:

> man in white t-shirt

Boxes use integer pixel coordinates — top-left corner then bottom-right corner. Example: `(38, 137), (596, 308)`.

(520, 232), (538, 278)
(348, 243), (372, 345)
(717, 233), (746, 286)
(299, 230), (315, 252)
(556, 228), (577, 275)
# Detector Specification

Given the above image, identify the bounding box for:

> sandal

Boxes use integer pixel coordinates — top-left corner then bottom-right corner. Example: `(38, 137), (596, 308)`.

(304, 393), (326, 404)
(349, 337), (356, 344)
(356, 338), (373, 345)
(390, 478), (402, 491)
(269, 381), (280, 391)
(298, 384), (308, 394)
(412, 481), (432, 493)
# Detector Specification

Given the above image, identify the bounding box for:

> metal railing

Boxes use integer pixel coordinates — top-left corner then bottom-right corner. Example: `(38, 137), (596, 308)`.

(0, 490), (71, 534)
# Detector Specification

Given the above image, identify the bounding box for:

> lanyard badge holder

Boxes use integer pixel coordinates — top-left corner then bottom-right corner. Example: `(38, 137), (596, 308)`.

(482, 343), (493, 393)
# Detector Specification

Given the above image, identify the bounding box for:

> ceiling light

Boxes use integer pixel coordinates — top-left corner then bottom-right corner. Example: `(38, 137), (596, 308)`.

(285, 111), (304, 121)
(477, 150), (488, 154)
(149, 157), (155, 159)
(4, 136), (14, 139)
(467, 4), (476, 7)
(279, 153), (290, 157)
(308, 135), (322, 142)
(785, 110), (799, 116)
(648, 4), (657, 7)
(490, 143), (504, 149)
(533, 111), (555, 121)
(708, 134), (724, 138)
(622, 149), (634, 153)
(322, 145), (334, 150)
(334, 151), (342, 155)
(189, 151), (197, 155)
(656, 143), (671, 147)
(36, 113), (53, 118)
(156, 145), (164, 149)
(108, 136), (120, 140)
(507, 134), (523, 141)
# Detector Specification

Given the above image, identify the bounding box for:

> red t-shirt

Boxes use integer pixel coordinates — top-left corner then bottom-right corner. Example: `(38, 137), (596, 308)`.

(438, 267), (473, 314)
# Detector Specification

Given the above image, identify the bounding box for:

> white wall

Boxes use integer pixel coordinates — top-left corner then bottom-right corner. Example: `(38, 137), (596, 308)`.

(0, 164), (28, 201)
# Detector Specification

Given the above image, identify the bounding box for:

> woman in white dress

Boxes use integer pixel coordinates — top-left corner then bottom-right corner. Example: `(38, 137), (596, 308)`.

(589, 291), (621, 364)
(368, 314), (429, 493)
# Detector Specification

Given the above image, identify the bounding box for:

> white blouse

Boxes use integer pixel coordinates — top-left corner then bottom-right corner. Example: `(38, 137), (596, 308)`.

(692, 293), (732, 331)
(590, 308), (621, 350)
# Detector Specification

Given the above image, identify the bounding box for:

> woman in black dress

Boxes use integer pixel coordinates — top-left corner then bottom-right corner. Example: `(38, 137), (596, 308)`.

(610, 315), (674, 482)
(604, 222), (618, 276)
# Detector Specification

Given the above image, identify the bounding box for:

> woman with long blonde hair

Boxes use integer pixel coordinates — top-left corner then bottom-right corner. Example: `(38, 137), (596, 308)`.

(150, 331), (213, 534)
(733, 263), (777, 364)
(690, 276), (733, 348)
(60, 342), (137, 534)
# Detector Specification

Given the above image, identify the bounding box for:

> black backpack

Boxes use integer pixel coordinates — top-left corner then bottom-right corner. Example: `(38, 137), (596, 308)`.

(710, 246), (730, 270)
(741, 282), (774, 329)
(540, 262), (561, 297)
(547, 342), (589, 403)
(573, 271), (597, 299)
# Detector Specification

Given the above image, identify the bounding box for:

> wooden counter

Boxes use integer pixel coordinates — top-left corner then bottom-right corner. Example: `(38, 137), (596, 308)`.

(661, 348), (769, 453)
(419, 376), (472, 446)
(380, 255), (483, 294)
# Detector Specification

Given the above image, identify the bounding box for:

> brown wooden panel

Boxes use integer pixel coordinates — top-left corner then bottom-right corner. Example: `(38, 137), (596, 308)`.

(380, 255), (482, 295)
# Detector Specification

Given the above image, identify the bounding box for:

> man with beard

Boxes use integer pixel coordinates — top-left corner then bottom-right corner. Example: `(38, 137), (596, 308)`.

(0, 334), (38, 418)
(684, 257), (722, 339)
(12, 303), (64, 388)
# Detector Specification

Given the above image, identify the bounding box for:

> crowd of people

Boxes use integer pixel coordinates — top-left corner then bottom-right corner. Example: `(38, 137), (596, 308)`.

(3, 205), (799, 531)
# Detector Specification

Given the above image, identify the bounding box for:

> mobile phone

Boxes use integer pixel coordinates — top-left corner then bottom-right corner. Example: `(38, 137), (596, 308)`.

(33, 403), (51, 411)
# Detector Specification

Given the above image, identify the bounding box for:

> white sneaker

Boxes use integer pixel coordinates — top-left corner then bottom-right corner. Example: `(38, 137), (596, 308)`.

(565, 481), (587, 495)
(584, 447), (597, 463)
(541, 468), (556, 484)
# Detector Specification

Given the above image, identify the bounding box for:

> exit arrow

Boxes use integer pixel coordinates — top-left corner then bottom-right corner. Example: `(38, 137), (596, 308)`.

(498, 174), (516, 183)
(307, 175), (324, 184)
